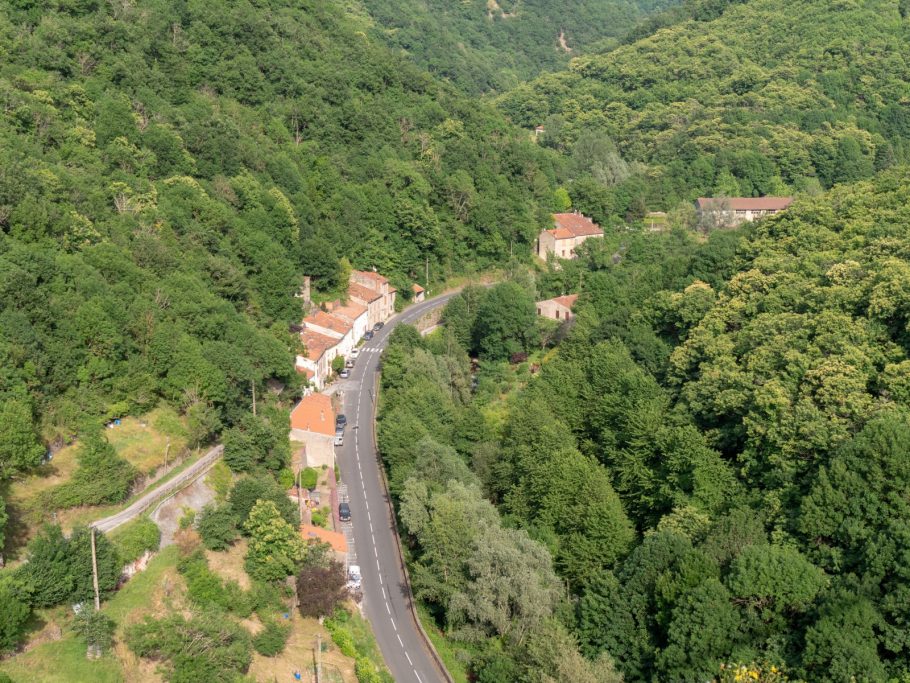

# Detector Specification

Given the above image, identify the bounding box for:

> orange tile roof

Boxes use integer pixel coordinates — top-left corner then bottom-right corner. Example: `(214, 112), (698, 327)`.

(549, 227), (575, 240)
(304, 310), (352, 335)
(300, 328), (338, 361)
(290, 393), (335, 436)
(348, 282), (381, 303)
(553, 294), (579, 308)
(411, 283), (424, 293)
(327, 300), (368, 322)
(295, 366), (316, 380)
(696, 196), (793, 211)
(300, 524), (348, 554)
(552, 212), (603, 237)
(352, 269), (388, 286)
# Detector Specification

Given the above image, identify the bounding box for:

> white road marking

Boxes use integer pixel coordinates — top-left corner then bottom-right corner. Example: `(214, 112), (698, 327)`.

(391, 619), (397, 631)
(415, 670), (423, 682)
(397, 634), (403, 646)
(385, 601), (391, 615)
(374, 546), (378, 558)
(405, 652), (413, 666)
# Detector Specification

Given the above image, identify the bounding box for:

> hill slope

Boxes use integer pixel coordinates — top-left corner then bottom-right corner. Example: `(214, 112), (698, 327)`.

(357, 0), (680, 93)
(498, 0), (910, 220)
(0, 0), (555, 447)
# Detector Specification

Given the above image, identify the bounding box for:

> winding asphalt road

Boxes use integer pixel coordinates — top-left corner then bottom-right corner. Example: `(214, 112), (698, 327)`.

(336, 292), (458, 683)
(91, 444), (224, 533)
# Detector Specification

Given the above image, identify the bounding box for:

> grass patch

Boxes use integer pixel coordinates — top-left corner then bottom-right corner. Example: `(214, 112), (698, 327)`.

(416, 603), (472, 683)
(105, 406), (188, 474)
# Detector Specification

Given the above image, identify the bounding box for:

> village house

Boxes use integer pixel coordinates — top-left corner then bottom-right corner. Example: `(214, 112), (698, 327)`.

(302, 309), (356, 360)
(295, 327), (340, 390)
(348, 283), (384, 330)
(411, 283), (425, 303)
(536, 212), (604, 260)
(537, 294), (578, 322)
(325, 299), (370, 345)
(350, 270), (397, 325)
(289, 392), (336, 468)
(695, 196), (793, 228)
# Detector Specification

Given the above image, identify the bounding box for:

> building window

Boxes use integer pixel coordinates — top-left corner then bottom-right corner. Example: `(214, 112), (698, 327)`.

(556, 310), (560, 319)
(537, 308), (541, 315)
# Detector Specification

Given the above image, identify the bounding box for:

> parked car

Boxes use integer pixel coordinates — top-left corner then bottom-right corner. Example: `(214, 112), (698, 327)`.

(363, 330), (374, 341)
(339, 369), (349, 379)
(345, 358), (354, 368)
(334, 431), (343, 446)
(338, 502), (351, 522)
(373, 321), (384, 331)
(336, 414), (347, 428)
(351, 348), (360, 358)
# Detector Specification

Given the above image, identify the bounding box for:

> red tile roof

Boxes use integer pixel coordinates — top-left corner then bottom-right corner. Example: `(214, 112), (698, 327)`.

(300, 524), (347, 554)
(348, 282), (381, 303)
(304, 310), (352, 336)
(412, 283), (424, 293)
(696, 197), (793, 211)
(290, 393), (336, 437)
(352, 269), (389, 286)
(327, 300), (368, 322)
(300, 328), (338, 361)
(552, 212), (603, 237)
(553, 294), (578, 309)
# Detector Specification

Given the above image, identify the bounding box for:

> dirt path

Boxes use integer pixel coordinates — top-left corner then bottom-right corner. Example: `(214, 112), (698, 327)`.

(150, 477), (215, 547)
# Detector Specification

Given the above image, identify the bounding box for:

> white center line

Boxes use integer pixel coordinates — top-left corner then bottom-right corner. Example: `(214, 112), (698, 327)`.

(397, 634), (403, 646)
(405, 652), (413, 666)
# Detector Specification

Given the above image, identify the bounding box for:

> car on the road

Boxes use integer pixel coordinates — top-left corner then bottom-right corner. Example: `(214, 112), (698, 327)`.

(351, 348), (360, 359)
(336, 414), (347, 428)
(373, 321), (384, 331)
(339, 369), (349, 379)
(334, 432), (343, 446)
(338, 502), (351, 522)
(345, 358), (354, 368)
(363, 330), (373, 341)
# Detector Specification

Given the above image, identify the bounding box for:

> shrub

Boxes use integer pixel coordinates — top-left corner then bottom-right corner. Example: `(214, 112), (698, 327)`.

(196, 503), (238, 551)
(178, 550), (250, 616)
(252, 619), (291, 656)
(300, 467), (318, 490)
(0, 581), (30, 653)
(356, 657), (383, 683)
(110, 518), (160, 563)
(311, 508), (328, 528)
(178, 507), (196, 529)
(277, 467), (295, 490)
(297, 562), (348, 618)
(44, 431), (137, 508)
(325, 618), (357, 658)
(127, 613), (252, 681)
(73, 610), (116, 654)
(229, 475), (298, 529)
(248, 581), (285, 617)
(18, 525), (121, 608)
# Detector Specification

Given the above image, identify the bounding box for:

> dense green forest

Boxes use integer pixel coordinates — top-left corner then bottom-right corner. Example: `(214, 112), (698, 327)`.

(498, 0), (910, 222)
(357, 0), (678, 94)
(0, 0), (558, 454)
(380, 167), (910, 681)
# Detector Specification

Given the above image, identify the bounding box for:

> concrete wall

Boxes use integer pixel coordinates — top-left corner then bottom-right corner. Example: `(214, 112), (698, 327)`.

(289, 431), (335, 469)
(537, 300), (574, 321)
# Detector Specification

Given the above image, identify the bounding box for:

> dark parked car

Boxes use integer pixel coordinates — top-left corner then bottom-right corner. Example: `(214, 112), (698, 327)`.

(373, 321), (384, 331)
(363, 330), (374, 341)
(336, 414), (347, 428)
(338, 502), (351, 522)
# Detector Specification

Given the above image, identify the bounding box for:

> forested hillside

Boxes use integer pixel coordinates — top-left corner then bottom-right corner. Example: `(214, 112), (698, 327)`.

(0, 0), (556, 450)
(357, 0), (678, 94)
(392, 167), (910, 681)
(498, 0), (910, 222)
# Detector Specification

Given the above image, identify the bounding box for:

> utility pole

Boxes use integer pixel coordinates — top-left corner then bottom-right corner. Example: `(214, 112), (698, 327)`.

(297, 467), (303, 523)
(425, 254), (429, 290)
(164, 438), (171, 470)
(316, 634), (322, 683)
(90, 528), (101, 611)
(251, 379), (257, 416)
